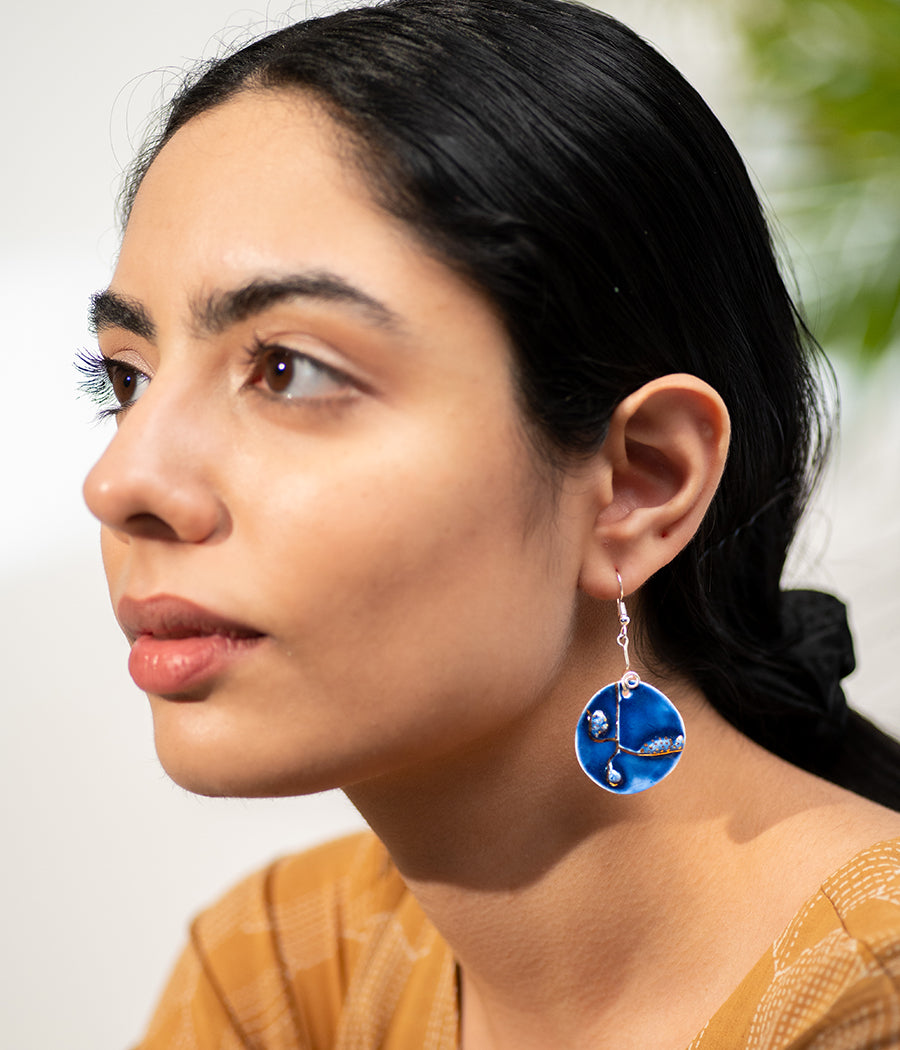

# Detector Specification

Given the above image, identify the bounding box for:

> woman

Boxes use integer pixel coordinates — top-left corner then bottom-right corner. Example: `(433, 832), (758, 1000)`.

(80, 0), (900, 1046)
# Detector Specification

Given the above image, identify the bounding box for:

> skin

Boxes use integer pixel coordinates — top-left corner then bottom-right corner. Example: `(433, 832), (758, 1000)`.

(84, 92), (900, 1050)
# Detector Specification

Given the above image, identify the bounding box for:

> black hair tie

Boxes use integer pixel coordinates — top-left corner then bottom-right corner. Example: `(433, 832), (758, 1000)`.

(739, 589), (900, 809)
(779, 589), (855, 729)
(740, 589), (854, 772)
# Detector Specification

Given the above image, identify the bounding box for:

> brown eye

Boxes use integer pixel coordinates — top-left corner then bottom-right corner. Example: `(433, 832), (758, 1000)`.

(263, 350), (294, 393)
(252, 344), (350, 400)
(104, 360), (150, 409)
(111, 365), (142, 404)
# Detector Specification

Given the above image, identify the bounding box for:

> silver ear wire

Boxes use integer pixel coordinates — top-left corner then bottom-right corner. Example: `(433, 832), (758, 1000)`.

(615, 571), (630, 671)
(574, 570), (685, 794)
(614, 571), (640, 697)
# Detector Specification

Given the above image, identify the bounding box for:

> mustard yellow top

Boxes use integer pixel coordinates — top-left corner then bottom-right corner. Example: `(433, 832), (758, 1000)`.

(135, 833), (900, 1049)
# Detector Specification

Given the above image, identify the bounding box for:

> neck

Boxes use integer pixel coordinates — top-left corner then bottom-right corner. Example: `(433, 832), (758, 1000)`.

(345, 678), (870, 1050)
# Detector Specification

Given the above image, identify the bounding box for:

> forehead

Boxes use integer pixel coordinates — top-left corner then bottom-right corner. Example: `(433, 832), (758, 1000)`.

(143, 90), (352, 188)
(116, 92), (450, 324)
(123, 91), (369, 258)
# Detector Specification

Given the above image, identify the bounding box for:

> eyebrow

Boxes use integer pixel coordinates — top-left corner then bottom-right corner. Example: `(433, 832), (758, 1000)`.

(193, 273), (403, 336)
(89, 290), (155, 340)
(88, 272), (403, 342)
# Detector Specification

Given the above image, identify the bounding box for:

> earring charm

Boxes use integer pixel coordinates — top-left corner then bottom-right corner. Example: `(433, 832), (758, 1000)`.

(575, 573), (685, 794)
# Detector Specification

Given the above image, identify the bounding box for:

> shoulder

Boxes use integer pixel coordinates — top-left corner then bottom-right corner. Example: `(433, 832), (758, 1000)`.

(812, 837), (900, 1019)
(696, 837), (900, 1050)
(783, 835), (900, 1005)
(766, 837), (900, 1047)
(775, 835), (900, 966)
(137, 832), (456, 1049)
(191, 831), (435, 1039)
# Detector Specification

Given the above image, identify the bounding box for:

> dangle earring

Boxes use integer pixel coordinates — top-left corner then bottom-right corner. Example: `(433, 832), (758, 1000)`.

(575, 573), (685, 794)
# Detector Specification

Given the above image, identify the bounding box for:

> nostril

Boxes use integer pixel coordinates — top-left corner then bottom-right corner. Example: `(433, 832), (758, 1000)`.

(124, 513), (181, 541)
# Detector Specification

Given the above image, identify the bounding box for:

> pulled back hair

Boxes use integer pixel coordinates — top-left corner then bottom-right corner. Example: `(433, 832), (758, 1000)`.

(122, 0), (900, 805)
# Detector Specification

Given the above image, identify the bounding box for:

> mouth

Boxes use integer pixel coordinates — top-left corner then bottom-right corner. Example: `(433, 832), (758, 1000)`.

(117, 595), (266, 696)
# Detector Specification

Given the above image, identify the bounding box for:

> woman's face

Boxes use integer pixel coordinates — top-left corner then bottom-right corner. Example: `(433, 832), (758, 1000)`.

(84, 92), (590, 797)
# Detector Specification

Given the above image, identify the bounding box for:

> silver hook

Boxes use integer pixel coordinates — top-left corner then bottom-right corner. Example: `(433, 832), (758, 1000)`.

(615, 570), (630, 671)
(615, 570), (641, 694)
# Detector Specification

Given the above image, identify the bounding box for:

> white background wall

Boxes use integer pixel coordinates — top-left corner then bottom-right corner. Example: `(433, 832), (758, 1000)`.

(1, 2), (897, 1047)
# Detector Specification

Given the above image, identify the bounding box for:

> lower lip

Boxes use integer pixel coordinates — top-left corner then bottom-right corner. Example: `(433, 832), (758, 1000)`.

(128, 634), (263, 695)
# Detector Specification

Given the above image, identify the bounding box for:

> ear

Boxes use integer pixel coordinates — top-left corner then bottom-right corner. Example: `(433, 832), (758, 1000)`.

(578, 374), (730, 600)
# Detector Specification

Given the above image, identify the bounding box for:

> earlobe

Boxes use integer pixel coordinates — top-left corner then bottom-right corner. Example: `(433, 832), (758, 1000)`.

(578, 374), (730, 599)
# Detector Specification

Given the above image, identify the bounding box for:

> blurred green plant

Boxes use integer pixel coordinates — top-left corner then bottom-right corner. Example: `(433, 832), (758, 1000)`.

(734, 0), (900, 362)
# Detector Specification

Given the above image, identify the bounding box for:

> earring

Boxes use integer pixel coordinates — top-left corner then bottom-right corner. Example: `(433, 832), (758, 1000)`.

(575, 572), (685, 794)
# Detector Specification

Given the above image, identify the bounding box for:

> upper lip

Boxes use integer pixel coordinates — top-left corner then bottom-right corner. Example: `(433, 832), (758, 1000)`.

(117, 594), (265, 643)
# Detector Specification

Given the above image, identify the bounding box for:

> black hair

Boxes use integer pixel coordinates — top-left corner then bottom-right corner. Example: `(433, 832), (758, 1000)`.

(121, 0), (900, 805)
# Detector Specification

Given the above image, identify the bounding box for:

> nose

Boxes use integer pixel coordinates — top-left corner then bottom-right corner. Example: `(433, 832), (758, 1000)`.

(83, 382), (230, 544)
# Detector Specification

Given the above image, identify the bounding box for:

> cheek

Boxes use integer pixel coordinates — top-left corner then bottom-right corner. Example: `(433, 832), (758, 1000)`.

(234, 419), (574, 705)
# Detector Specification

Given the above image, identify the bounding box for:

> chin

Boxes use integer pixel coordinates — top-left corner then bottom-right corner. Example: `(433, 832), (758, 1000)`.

(152, 726), (374, 800)
(157, 755), (335, 799)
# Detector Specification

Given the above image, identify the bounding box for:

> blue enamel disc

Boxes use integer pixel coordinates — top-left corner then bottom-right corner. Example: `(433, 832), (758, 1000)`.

(574, 680), (685, 795)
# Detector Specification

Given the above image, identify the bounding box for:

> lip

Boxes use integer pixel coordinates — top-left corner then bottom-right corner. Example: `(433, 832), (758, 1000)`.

(117, 595), (265, 696)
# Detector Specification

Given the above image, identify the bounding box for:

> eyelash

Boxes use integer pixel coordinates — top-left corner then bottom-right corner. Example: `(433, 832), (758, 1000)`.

(76, 350), (149, 421)
(75, 340), (353, 422)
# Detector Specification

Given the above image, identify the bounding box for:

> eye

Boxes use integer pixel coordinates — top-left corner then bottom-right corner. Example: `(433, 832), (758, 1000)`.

(108, 361), (149, 406)
(76, 350), (151, 420)
(247, 342), (352, 401)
